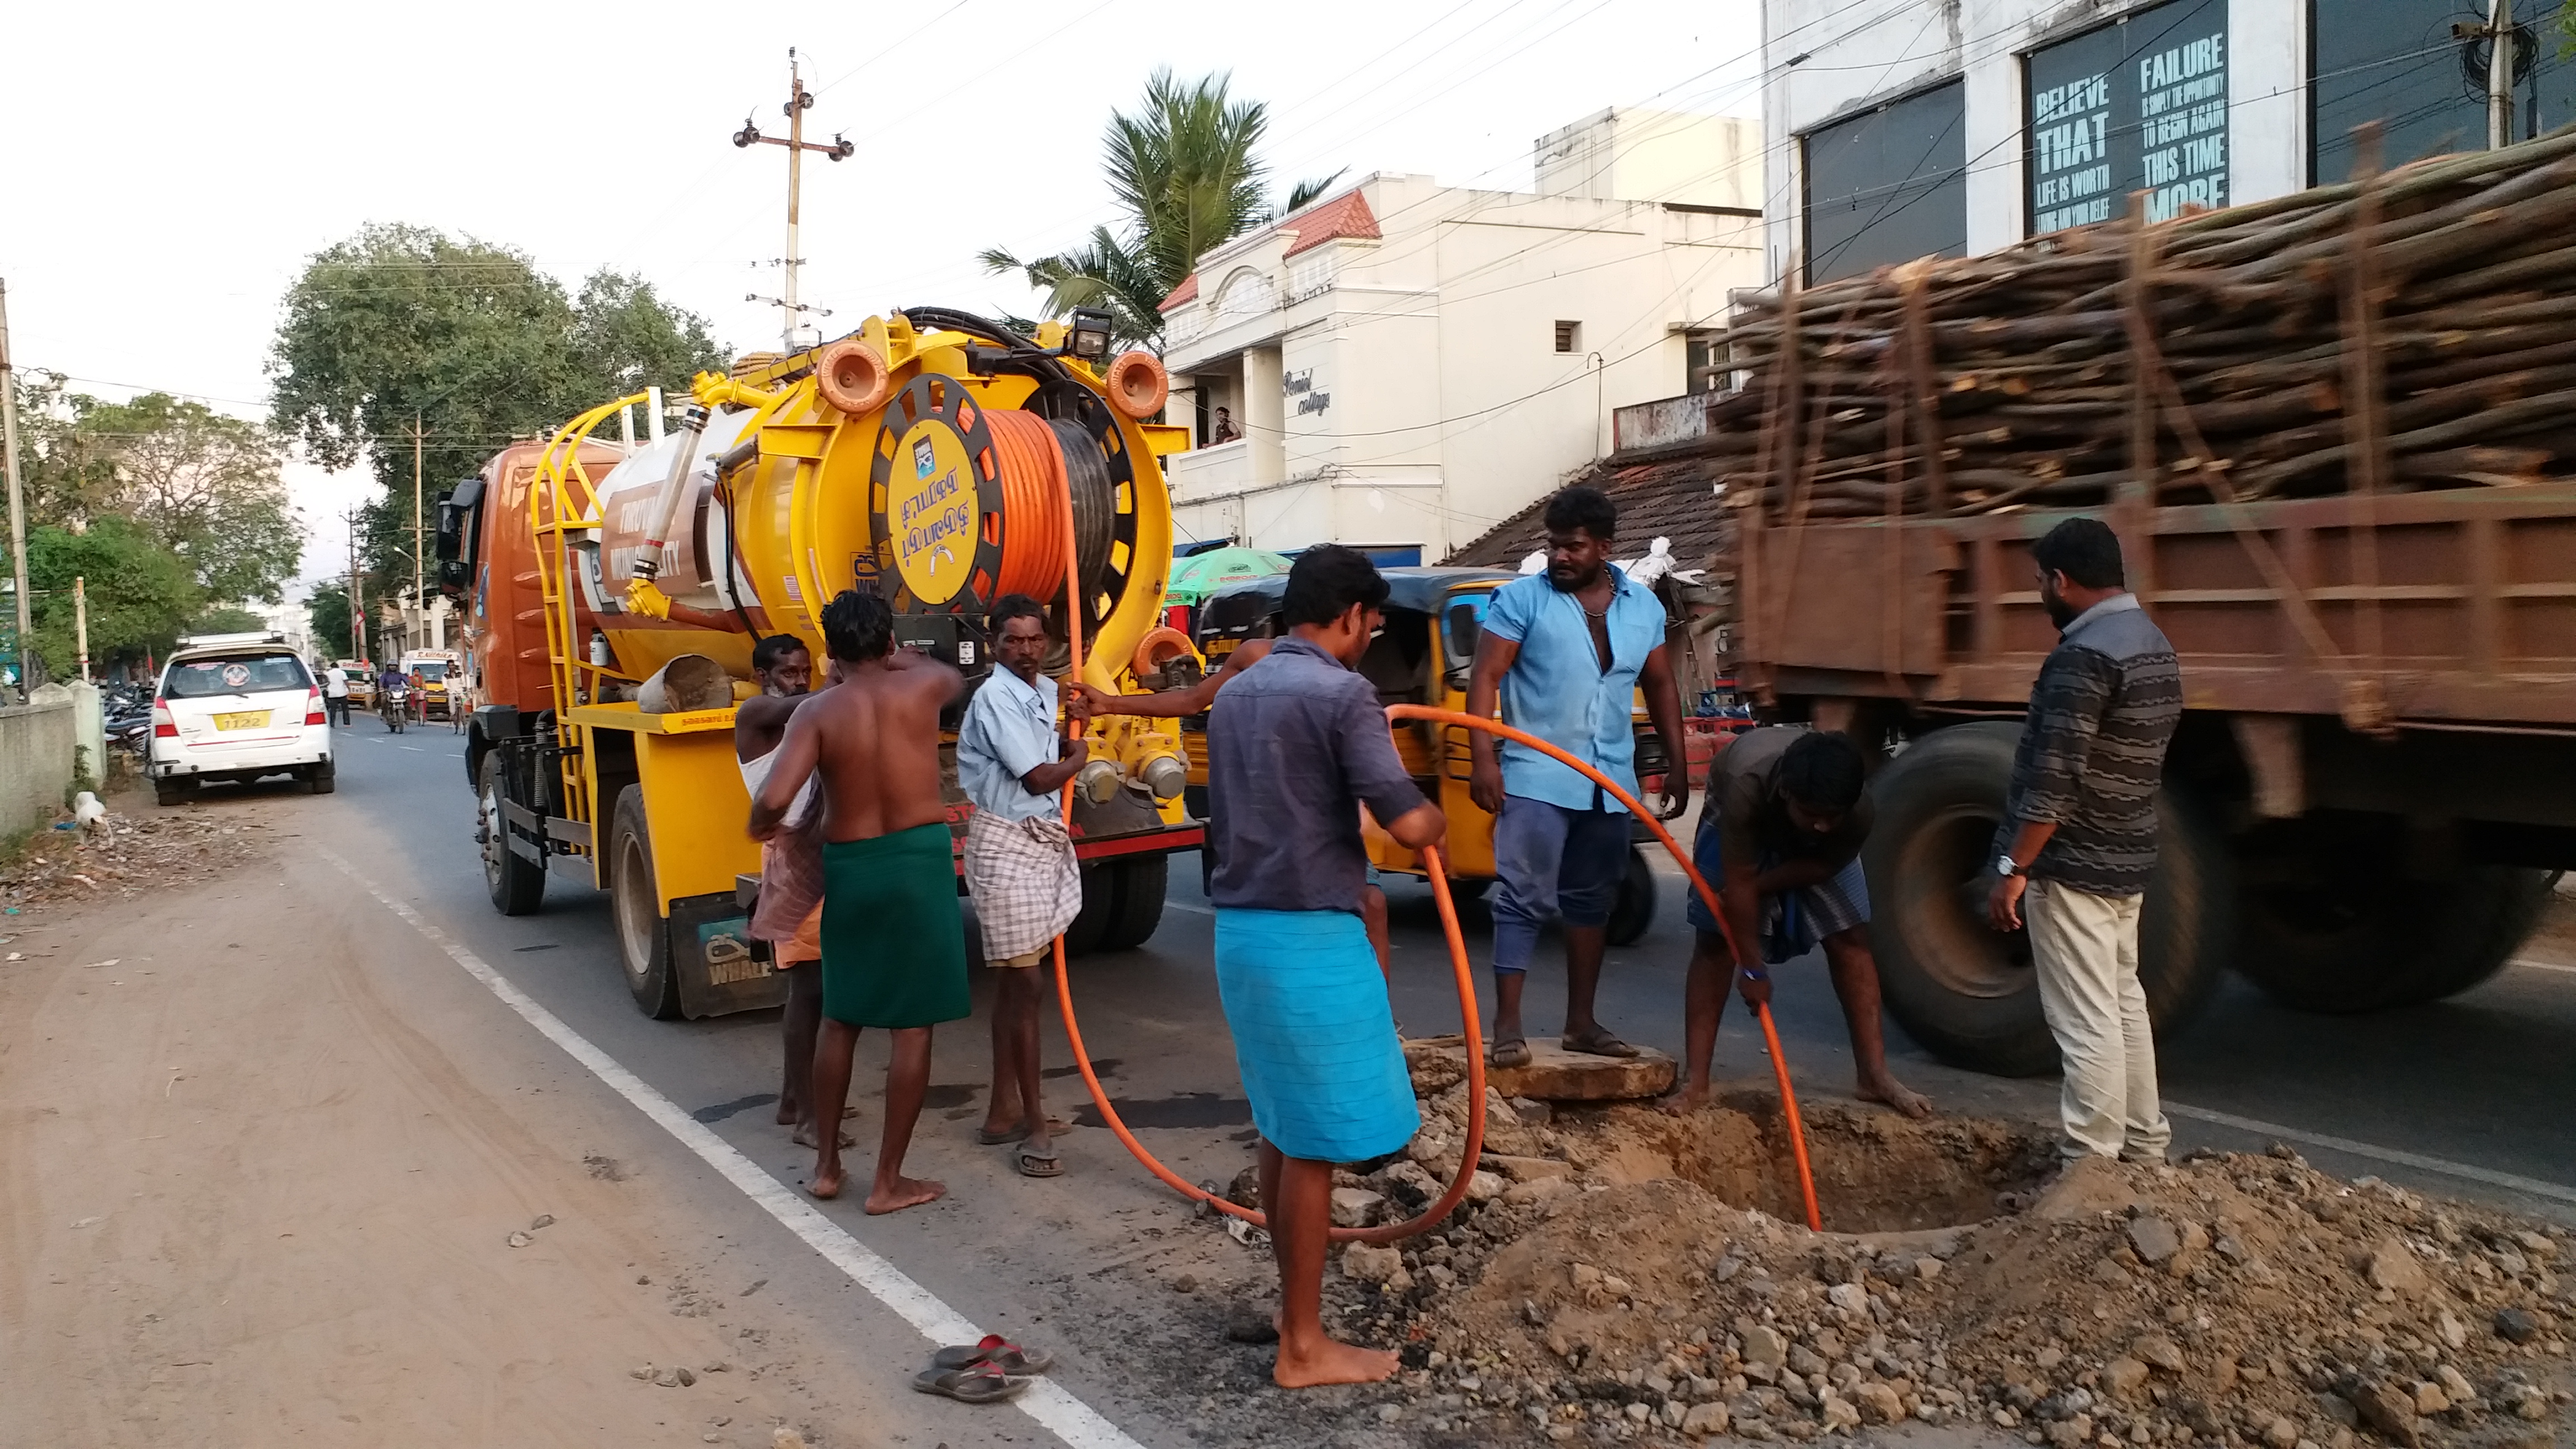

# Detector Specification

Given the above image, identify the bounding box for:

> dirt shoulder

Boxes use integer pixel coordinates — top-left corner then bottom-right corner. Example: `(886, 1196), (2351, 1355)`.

(0, 808), (827, 1447)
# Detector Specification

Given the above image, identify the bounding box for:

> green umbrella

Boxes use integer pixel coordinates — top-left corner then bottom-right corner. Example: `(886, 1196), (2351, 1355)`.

(1164, 547), (1292, 607)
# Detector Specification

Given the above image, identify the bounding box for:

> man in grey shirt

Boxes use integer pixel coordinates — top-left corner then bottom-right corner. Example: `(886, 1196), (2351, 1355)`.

(1205, 545), (1444, 1389)
(1987, 518), (2184, 1163)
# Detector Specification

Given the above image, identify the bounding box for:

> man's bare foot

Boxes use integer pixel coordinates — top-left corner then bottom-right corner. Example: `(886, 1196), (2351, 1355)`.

(1859, 1072), (1934, 1120)
(1273, 1336), (1400, 1388)
(811, 1162), (846, 1200)
(864, 1175), (946, 1215)
(775, 1097), (799, 1126)
(792, 1121), (857, 1150)
(1656, 1083), (1711, 1117)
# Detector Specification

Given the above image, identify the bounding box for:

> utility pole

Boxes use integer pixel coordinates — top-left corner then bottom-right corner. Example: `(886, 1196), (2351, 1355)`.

(344, 508), (363, 662)
(412, 413), (425, 657)
(2459, 0), (2521, 149)
(0, 278), (29, 694)
(735, 49), (853, 351)
(73, 576), (88, 682)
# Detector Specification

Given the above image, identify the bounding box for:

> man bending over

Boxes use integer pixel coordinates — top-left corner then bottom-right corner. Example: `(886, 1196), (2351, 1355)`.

(1664, 727), (1930, 1118)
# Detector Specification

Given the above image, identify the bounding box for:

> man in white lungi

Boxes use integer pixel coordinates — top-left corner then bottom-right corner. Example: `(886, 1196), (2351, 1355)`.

(957, 594), (1091, 1178)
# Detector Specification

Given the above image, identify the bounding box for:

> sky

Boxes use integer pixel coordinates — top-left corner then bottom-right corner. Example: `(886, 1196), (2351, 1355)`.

(2, 0), (1764, 602)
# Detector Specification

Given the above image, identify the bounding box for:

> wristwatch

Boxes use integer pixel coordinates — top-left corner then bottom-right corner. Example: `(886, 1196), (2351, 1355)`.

(1994, 851), (2025, 879)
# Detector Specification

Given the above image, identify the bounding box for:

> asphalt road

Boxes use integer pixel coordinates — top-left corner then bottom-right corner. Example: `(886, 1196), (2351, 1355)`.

(171, 719), (2576, 1446)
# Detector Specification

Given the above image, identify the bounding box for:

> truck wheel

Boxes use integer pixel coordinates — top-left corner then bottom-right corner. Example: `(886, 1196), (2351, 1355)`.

(1064, 863), (1116, 956)
(1097, 856), (1169, 951)
(480, 755), (545, 916)
(608, 784), (681, 1019)
(1862, 723), (2230, 1077)
(2234, 817), (2554, 1012)
(1606, 848), (1658, 946)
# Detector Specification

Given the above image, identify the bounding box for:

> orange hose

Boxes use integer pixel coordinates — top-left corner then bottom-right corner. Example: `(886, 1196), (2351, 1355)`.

(1383, 706), (1823, 1233)
(986, 410), (1072, 603)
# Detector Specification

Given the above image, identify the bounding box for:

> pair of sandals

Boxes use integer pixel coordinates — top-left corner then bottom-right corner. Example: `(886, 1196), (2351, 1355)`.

(911, 1334), (1053, 1404)
(1489, 1027), (1639, 1069)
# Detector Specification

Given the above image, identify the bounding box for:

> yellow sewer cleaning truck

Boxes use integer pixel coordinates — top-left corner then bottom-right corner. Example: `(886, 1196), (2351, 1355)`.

(438, 308), (1204, 1017)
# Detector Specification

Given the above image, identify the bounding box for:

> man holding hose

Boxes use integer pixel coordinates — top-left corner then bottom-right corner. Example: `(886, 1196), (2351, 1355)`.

(1205, 545), (1445, 1388)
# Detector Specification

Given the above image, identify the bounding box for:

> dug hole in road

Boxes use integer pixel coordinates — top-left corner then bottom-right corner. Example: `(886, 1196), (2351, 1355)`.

(3, 752), (2574, 1449)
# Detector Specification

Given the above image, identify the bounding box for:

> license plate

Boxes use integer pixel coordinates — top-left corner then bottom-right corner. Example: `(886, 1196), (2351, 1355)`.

(214, 711), (272, 731)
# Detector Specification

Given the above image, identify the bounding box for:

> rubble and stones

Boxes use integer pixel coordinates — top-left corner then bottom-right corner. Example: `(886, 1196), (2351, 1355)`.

(0, 795), (274, 917)
(1272, 1060), (2576, 1446)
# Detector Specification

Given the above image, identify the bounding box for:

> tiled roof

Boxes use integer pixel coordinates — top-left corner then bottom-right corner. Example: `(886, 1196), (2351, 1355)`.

(1158, 273), (1199, 312)
(1443, 457), (1735, 575)
(1281, 190), (1381, 258)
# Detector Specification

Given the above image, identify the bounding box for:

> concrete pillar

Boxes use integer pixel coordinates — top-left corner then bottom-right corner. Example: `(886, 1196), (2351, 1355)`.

(1244, 345), (1285, 491)
(65, 679), (103, 788)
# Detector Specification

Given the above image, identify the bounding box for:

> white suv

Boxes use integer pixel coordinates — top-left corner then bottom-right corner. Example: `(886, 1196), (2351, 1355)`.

(149, 637), (335, 805)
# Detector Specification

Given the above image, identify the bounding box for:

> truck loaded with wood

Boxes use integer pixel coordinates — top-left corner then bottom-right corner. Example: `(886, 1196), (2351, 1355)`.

(432, 309), (1205, 1018)
(1708, 125), (2576, 1074)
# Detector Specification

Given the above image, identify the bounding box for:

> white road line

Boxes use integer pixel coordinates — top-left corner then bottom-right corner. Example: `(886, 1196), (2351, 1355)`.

(1163, 902), (1214, 916)
(2510, 958), (2576, 976)
(399, 745), (422, 752)
(332, 861), (1149, 1449)
(2164, 1101), (2576, 1208)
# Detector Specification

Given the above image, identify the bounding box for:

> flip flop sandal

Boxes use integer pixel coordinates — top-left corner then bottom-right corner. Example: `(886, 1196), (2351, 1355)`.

(911, 1362), (1030, 1404)
(1488, 1037), (1532, 1069)
(932, 1333), (1056, 1375)
(1014, 1142), (1065, 1179)
(1561, 1028), (1641, 1059)
(976, 1117), (1073, 1147)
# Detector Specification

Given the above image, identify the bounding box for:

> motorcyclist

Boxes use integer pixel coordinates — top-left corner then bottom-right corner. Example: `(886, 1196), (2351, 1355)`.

(378, 665), (406, 719)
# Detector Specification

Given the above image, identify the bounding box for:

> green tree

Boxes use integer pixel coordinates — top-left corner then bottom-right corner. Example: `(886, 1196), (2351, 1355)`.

(268, 224), (726, 581)
(983, 70), (1343, 350)
(33, 392), (302, 603)
(307, 579), (359, 662)
(26, 518), (202, 674)
(189, 606), (268, 634)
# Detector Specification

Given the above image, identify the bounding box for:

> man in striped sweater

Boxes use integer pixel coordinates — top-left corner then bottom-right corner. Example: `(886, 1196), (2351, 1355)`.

(1987, 518), (2184, 1164)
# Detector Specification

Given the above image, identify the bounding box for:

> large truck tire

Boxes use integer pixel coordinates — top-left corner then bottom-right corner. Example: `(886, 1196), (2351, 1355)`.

(608, 784), (682, 1019)
(1064, 863), (1116, 955)
(1862, 723), (2232, 1077)
(479, 755), (546, 916)
(1097, 855), (1169, 951)
(2235, 816), (2555, 1012)
(1606, 847), (1658, 946)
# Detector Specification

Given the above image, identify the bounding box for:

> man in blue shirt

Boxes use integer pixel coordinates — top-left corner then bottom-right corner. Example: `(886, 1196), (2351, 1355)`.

(1206, 545), (1444, 1388)
(1467, 486), (1689, 1067)
(956, 595), (1092, 1180)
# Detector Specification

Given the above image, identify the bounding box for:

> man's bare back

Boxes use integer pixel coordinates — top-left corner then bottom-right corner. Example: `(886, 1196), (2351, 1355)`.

(753, 651), (960, 844)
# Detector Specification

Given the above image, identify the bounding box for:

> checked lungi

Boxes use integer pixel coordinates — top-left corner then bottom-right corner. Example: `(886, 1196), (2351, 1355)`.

(963, 807), (1082, 964)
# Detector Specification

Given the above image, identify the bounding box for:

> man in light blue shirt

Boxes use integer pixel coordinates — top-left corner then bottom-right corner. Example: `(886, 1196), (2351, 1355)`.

(1466, 486), (1689, 1067)
(956, 595), (1092, 1178)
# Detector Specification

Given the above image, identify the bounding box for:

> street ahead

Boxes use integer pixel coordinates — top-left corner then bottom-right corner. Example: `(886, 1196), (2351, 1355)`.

(16, 723), (2573, 1448)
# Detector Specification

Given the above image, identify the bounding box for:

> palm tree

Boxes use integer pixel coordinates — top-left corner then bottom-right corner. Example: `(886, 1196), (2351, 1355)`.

(983, 69), (1344, 352)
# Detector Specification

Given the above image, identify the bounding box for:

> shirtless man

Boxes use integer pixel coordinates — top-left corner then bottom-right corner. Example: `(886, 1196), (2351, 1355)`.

(1077, 634), (1396, 978)
(752, 591), (970, 1213)
(734, 633), (840, 1149)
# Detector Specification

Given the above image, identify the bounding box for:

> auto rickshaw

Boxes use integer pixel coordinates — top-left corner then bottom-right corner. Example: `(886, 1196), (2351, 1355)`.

(1193, 566), (1666, 945)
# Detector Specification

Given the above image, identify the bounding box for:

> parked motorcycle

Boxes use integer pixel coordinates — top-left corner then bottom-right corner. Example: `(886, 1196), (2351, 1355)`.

(381, 679), (409, 733)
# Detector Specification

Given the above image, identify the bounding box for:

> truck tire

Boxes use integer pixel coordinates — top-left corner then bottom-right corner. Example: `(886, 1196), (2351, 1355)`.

(1065, 863), (1115, 955)
(1606, 847), (1658, 946)
(480, 755), (545, 916)
(1097, 856), (1170, 951)
(2234, 816), (2555, 1012)
(608, 784), (681, 1019)
(1862, 723), (2231, 1077)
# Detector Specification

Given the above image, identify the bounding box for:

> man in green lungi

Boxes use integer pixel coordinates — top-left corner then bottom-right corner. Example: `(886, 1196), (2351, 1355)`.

(1205, 544), (1446, 1388)
(753, 590), (970, 1214)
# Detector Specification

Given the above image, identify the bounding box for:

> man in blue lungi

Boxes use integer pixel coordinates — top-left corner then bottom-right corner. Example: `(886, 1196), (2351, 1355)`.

(1205, 544), (1446, 1389)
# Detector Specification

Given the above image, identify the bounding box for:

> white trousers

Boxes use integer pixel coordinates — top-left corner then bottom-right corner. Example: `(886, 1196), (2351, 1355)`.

(2026, 878), (2171, 1162)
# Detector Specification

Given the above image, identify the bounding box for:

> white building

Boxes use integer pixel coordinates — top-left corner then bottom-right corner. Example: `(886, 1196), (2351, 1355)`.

(1760, 0), (2576, 287)
(1157, 109), (1764, 560)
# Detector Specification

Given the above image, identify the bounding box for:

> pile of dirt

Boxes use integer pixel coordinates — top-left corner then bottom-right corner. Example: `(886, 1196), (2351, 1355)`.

(1310, 1080), (2575, 1447)
(0, 798), (274, 916)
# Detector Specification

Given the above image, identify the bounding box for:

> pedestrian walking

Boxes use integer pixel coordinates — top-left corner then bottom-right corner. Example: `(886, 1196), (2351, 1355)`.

(1986, 518), (2184, 1163)
(1466, 485), (1689, 1067)
(322, 663), (351, 726)
(956, 594), (1090, 1180)
(735, 633), (837, 1151)
(752, 591), (970, 1213)
(1204, 544), (1445, 1388)
(1663, 726), (1929, 1118)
